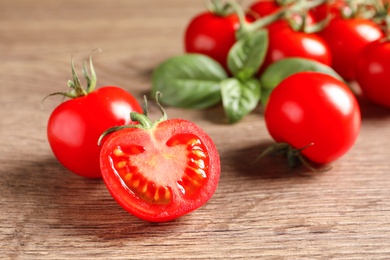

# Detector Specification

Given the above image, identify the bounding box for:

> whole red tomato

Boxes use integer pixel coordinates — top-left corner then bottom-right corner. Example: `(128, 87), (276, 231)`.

(184, 9), (239, 71)
(47, 55), (142, 178)
(356, 39), (390, 108)
(248, 0), (315, 32)
(260, 27), (332, 73)
(99, 101), (220, 222)
(264, 72), (361, 165)
(318, 17), (383, 81)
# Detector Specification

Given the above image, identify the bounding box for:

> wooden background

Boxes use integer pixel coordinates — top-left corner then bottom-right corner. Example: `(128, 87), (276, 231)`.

(1, 0), (390, 259)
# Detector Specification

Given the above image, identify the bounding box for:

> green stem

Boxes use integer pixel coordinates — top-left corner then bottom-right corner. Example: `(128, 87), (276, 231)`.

(85, 49), (100, 93)
(130, 112), (153, 129)
(70, 56), (87, 97)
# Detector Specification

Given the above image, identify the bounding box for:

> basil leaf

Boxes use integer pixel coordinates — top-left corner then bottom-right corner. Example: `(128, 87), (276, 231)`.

(152, 54), (228, 109)
(221, 78), (261, 124)
(227, 30), (268, 81)
(259, 58), (343, 105)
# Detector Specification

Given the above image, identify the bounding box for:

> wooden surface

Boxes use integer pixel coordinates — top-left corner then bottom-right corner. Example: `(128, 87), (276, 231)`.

(1, 0), (390, 259)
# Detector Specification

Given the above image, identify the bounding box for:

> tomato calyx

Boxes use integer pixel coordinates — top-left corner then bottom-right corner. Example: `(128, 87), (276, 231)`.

(42, 49), (101, 103)
(98, 92), (167, 145)
(257, 142), (331, 172)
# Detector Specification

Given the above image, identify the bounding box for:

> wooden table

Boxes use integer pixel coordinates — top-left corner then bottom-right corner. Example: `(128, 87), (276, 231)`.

(1, 0), (390, 259)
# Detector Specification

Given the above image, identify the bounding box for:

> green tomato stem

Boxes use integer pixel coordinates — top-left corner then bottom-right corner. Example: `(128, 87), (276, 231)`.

(130, 112), (153, 129)
(98, 92), (168, 146)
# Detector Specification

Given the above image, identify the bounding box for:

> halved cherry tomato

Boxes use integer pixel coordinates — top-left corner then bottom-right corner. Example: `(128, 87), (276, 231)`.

(99, 100), (221, 222)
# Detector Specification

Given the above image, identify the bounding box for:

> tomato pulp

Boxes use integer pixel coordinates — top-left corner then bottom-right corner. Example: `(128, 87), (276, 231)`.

(100, 117), (220, 222)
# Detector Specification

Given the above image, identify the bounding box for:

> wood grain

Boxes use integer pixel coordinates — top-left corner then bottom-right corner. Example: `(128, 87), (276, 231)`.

(1, 0), (390, 259)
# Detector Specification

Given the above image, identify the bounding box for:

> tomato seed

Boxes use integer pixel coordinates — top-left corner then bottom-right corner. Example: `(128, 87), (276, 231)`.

(116, 161), (127, 169)
(191, 150), (206, 159)
(124, 172), (133, 182)
(113, 147), (124, 157)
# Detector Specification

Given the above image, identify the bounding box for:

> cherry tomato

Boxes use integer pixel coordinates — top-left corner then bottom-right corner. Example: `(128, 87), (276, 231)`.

(264, 72), (361, 164)
(48, 86), (142, 178)
(260, 27), (332, 73)
(356, 39), (390, 108)
(47, 53), (142, 178)
(100, 104), (220, 222)
(184, 11), (239, 71)
(318, 17), (383, 81)
(310, 0), (345, 22)
(248, 0), (315, 32)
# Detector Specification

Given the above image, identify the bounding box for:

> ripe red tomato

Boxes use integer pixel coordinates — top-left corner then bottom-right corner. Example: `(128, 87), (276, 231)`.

(318, 17), (383, 81)
(248, 0), (315, 32)
(310, 0), (345, 22)
(100, 109), (220, 222)
(184, 11), (239, 71)
(260, 27), (332, 73)
(356, 39), (390, 108)
(264, 72), (361, 165)
(48, 86), (142, 178)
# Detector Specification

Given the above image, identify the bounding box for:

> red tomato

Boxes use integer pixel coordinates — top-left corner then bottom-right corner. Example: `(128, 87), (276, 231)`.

(356, 39), (390, 108)
(248, 0), (315, 32)
(260, 27), (332, 73)
(310, 0), (345, 22)
(184, 11), (239, 71)
(318, 17), (384, 81)
(264, 72), (361, 164)
(100, 111), (220, 222)
(47, 86), (142, 178)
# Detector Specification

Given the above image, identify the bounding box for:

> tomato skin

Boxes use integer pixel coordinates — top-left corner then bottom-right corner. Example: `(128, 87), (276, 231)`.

(310, 0), (345, 22)
(264, 72), (361, 164)
(184, 12), (239, 71)
(356, 39), (390, 108)
(318, 17), (384, 81)
(47, 86), (142, 178)
(261, 28), (332, 72)
(248, 0), (315, 32)
(100, 119), (220, 222)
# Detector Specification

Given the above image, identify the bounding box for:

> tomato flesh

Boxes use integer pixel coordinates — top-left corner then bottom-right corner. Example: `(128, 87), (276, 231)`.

(109, 133), (209, 205)
(100, 119), (220, 222)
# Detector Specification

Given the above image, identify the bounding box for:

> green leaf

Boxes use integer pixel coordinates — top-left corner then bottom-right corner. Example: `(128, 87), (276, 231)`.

(227, 30), (269, 80)
(152, 54), (228, 109)
(221, 78), (261, 124)
(259, 58), (344, 105)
